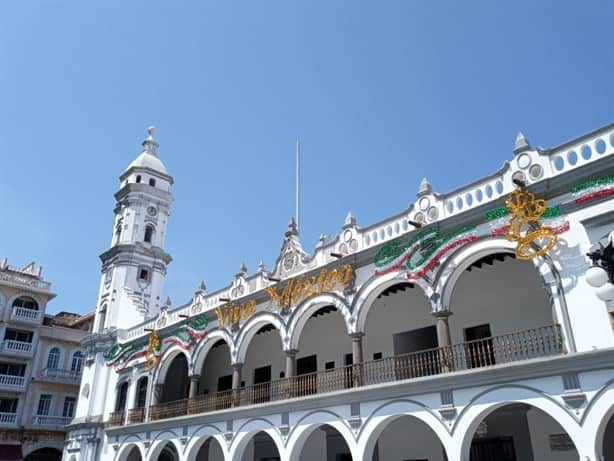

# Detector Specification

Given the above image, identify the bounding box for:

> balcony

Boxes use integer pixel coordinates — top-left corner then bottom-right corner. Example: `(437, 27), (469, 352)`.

(31, 415), (72, 427)
(10, 307), (42, 324)
(40, 368), (82, 383)
(109, 325), (564, 426)
(0, 413), (17, 425)
(0, 340), (33, 355)
(0, 374), (25, 389)
(127, 407), (145, 424)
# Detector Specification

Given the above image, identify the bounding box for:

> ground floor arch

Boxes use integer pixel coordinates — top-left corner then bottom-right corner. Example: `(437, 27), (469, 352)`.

(191, 436), (225, 461)
(157, 442), (180, 461)
(364, 414), (447, 461)
(600, 405), (614, 461)
(463, 403), (579, 461)
(239, 431), (282, 461)
(23, 447), (62, 461)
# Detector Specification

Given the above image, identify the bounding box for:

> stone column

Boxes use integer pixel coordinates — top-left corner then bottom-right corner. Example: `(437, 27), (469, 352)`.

(232, 363), (243, 407)
(189, 374), (200, 399)
(434, 311), (453, 372)
(285, 349), (297, 398)
(351, 333), (365, 387)
(435, 312), (452, 347)
(285, 350), (297, 378)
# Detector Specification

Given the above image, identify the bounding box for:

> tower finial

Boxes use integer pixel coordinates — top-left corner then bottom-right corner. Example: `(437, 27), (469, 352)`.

(142, 125), (159, 156)
(513, 131), (531, 155)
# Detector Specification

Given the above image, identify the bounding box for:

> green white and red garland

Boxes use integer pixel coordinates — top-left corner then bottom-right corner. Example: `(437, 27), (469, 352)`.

(104, 315), (209, 372)
(572, 176), (614, 204)
(374, 226), (478, 278)
(486, 205), (570, 238)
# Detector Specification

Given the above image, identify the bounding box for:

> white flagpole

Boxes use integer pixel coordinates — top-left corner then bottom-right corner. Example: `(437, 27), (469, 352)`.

(296, 139), (301, 233)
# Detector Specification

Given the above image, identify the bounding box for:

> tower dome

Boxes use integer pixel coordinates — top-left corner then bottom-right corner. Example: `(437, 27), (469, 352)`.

(124, 126), (168, 175)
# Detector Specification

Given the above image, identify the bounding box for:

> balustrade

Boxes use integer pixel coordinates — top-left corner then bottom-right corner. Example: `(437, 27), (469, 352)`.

(11, 306), (41, 322)
(0, 374), (25, 388)
(31, 415), (72, 426)
(1, 340), (33, 354)
(108, 325), (563, 426)
(0, 412), (17, 425)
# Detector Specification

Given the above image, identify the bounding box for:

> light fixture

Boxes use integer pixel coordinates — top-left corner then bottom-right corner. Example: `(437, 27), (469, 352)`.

(266, 276), (281, 283)
(586, 232), (614, 301)
(330, 252), (343, 259)
(407, 220), (423, 228)
(219, 297), (231, 303)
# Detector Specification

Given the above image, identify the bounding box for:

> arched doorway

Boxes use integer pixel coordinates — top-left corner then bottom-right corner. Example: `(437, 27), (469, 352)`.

(362, 282), (436, 383)
(157, 442), (180, 461)
(197, 339), (233, 410)
(241, 322), (284, 405)
(293, 305), (352, 395)
(297, 424), (352, 461)
(192, 437), (225, 461)
(23, 447), (62, 461)
(367, 415), (446, 461)
(124, 445), (142, 461)
(601, 407), (614, 460)
(448, 252), (561, 368)
(241, 431), (281, 461)
(467, 404), (578, 460)
(162, 353), (189, 402)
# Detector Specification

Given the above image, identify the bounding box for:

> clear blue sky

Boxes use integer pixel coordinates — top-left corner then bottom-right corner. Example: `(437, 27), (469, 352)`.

(1, 1), (612, 314)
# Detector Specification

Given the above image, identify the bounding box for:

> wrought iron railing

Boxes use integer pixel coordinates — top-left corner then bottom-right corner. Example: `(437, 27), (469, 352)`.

(40, 368), (82, 382)
(127, 407), (145, 424)
(107, 411), (125, 427)
(108, 325), (563, 426)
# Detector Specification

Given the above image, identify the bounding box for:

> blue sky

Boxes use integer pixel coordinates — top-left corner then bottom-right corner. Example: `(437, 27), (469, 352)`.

(0, 1), (612, 314)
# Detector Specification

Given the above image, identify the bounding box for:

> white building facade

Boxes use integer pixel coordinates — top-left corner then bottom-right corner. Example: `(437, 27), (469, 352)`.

(64, 125), (614, 461)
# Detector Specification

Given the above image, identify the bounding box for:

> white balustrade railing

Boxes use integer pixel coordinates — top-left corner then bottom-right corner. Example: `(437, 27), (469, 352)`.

(0, 270), (51, 290)
(0, 413), (17, 425)
(0, 374), (25, 388)
(11, 306), (42, 322)
(41, 368), (81, 381)
(1, 340), (33, 354)
(32, 415), (72, 426)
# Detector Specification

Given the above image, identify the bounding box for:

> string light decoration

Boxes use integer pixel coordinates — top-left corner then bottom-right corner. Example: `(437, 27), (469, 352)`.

(144, 330), (161, 372)
(505, 179), (558, 260)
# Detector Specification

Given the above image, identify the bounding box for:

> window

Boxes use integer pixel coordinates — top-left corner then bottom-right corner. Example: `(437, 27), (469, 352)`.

(0, 399), (18, 413)
(4, 330), (33, 343)
(148, 178), (156, 187)
(0, 363), (26, 376)
(138, 269), (149, 281)
(325, 361), (335, 370)
(71, 352), (84, 374)
(62, 397), (76, 418)
(115, 382), (129, 412)
(373, 352), (383, 360)
(46, 347), (60, 369)
(97, 309), (106, 333)
(12, 297), (38, 311)
(136, 175), (141, 183)
(135, 377), (148, 408)
(144, 225), (154, 243)
(37, 394), (52, 416)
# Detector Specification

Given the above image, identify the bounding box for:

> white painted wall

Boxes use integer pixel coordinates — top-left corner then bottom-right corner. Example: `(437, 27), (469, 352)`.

(374, 416), (446, 461)
(526, 407), (579, 461)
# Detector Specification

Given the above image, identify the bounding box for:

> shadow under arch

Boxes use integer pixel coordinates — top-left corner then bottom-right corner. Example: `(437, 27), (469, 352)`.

(184, 431), (228, 461)
(287, 419), (356, 461)
(582, 379), (614, 460)
(351, 270), (432, 334)
(231, 425), (284, 461)
(155, 345), (191, 386)
(114, 443), (143, 461)
(453, 385), (582, 461)
(191, 329), (234, 373)
(286, 293), (352, 351)
(234, 311), (287, 364)
(148, 438), (181, 461)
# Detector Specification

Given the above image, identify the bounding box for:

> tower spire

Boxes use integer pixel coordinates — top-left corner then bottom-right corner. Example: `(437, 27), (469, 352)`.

(142, 125), (159, 156)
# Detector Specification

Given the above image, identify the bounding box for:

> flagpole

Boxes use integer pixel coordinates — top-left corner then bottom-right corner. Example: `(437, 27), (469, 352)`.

(296, 139), (300, 233)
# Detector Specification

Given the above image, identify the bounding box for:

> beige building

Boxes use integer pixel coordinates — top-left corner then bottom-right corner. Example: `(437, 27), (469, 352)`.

(0, 259), (92, 461)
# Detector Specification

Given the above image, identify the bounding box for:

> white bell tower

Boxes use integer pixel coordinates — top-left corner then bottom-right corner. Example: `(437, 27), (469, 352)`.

(94, 126), (174, 332)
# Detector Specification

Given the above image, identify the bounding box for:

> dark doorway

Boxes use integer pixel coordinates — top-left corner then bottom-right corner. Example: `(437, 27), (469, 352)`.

(470, 437), (516, 461)
(24, 448), (62, 461)
(344, 353), (353, 388)
(296, 355), (317, 396)
(253, 365), (272, 403)
(464, 324), (495, 368)
(393, 326), (439, 378)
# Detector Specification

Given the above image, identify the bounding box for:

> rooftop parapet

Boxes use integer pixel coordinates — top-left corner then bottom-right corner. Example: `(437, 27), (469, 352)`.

(0, 258), (51, 291)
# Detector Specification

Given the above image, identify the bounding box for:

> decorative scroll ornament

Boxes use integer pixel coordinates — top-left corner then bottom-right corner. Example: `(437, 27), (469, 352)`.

(505, 182), (557, 260)
(144, 330), (161, 372)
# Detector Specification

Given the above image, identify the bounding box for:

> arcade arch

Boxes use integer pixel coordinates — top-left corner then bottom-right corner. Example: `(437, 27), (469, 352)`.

(462, 403), (579, 461)
(191, 437), (225, 461)
(239, 431), (282, 461)
(161, 353), (189, 403)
